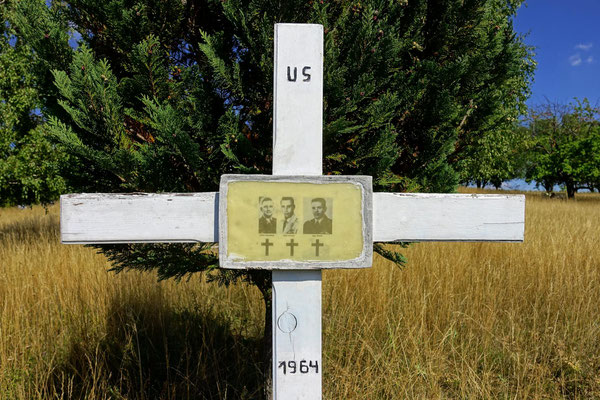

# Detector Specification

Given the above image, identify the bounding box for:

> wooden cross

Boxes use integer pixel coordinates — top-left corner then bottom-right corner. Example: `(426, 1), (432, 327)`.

(60, 24), (525, 400)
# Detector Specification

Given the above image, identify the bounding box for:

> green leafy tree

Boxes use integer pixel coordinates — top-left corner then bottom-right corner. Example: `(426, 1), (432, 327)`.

(525, 99), (600, 198)
(0, 2), (68, 206)
(456, 125), (529, 189)
(7, 0), (534, 393)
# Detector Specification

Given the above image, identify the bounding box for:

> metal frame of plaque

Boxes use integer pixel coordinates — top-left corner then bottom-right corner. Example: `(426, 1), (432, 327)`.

(219, 174), (373, 270)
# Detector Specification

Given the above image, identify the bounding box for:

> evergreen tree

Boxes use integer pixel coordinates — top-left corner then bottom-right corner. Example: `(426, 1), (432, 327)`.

(6, 0), (534, 391)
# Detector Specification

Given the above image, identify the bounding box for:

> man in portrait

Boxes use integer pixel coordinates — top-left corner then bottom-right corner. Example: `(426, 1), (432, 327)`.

(258, 197), (276, 233)
(280, 197), (299, 234)
(303, 198), (332, 234)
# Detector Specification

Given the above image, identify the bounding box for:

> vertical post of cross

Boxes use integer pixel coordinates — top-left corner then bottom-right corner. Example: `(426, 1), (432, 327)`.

(272, 24), (324, 399)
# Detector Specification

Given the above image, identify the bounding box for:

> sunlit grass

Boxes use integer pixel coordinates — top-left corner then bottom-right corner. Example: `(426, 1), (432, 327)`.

(1, 191), (599, 398)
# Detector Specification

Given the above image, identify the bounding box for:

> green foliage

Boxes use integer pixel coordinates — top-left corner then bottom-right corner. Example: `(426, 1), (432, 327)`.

(373, 243), (409, 268)
(320, 0), (535, 192)
(0, 2), (68, 206)
(456, 125), (529, 189)
(0, 125), (68, 206)
(10, 0), (72, 112)
(443, 0), (535, 189)
(524, 99), (600, 198)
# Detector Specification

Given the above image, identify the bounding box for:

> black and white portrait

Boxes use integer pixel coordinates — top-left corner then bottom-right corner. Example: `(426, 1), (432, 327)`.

(258, 196), (276, 234)
(303, 197), (332, 234)
(280, 197), (299, 234)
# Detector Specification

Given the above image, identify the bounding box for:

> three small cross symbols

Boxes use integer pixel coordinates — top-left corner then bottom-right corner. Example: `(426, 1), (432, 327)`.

(262, 238), (322, 257)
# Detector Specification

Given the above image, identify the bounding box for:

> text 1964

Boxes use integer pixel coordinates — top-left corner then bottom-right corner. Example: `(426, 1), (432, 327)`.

(277, 360), (319, 375)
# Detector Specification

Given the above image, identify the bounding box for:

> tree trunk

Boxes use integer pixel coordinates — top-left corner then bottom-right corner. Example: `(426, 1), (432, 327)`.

(565, 180), (576, 199)
(543, 179), (553, 194)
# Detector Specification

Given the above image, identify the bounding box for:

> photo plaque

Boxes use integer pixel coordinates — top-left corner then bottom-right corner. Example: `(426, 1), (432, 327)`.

(219, 174), (373, 269)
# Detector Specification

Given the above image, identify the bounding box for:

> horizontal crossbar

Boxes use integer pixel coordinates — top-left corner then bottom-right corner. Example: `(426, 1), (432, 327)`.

(60, 192), (524, 244)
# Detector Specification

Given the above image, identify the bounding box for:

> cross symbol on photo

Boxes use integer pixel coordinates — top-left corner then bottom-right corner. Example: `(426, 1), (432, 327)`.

(286, 238), (299, 256)
(311, 239), (324, 257)
(261, 238), (274, 256)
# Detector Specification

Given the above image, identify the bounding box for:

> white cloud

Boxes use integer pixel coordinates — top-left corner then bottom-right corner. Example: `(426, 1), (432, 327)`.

(575, 43), (593, 51)
(587, 55), (594, 64)
(570, 54), (582, 66)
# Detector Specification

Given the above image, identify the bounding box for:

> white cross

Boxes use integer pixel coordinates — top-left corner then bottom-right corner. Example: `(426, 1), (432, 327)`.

(60, 24), (525, 400)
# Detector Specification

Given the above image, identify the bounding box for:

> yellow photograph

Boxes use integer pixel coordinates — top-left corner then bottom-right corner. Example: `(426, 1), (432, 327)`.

(226, 180), (365, 263)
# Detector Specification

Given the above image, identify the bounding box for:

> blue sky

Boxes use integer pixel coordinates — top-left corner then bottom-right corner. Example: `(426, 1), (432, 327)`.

(513, 1), (600, 107)
(484, 1), (600, 191)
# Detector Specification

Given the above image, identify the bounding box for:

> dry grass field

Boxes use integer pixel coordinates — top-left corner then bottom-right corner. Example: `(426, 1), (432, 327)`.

(1, 190), (599, 399)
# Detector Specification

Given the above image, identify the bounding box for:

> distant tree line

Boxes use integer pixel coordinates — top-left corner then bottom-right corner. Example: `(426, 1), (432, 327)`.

(458, 98), (600, 198)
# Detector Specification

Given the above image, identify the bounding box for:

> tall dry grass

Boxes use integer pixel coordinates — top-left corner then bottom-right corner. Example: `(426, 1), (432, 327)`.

(1, 191), (599, 399)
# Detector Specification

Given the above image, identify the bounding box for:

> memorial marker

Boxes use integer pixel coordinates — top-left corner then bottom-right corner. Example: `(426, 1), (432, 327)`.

(60, 23), (525, 399)
(219, 174), (372, 269)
